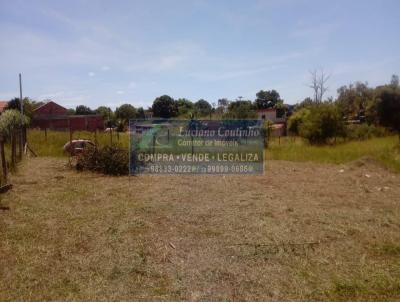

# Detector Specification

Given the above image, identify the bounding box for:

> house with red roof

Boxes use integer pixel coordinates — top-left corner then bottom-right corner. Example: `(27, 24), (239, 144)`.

(32, 101), (104, 131)
(0, 101), (9, 114)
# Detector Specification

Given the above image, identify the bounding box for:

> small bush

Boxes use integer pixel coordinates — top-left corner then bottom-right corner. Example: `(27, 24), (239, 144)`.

(76, 145), (129, 175)
(289, 103), (345, 144)
(287, 108), (311, 136)
(0, 109), (30, 137)
(345, 124), (389, 140)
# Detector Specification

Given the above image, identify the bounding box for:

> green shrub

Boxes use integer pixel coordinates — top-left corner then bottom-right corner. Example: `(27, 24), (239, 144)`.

(76, 145), (129, 175)
(0, 109), (30, 137)
(345, 124), (389, 140)
(287, 108), (311, 136)
(289, 103), (345, 144)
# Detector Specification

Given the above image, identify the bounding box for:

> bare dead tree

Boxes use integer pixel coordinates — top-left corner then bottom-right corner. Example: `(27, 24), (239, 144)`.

(309, 69), (320, 103)
(309, 69), (330, 103)
(318, 69), (330, 102)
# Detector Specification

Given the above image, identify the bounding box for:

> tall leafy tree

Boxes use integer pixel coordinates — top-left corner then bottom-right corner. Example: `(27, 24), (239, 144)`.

(115, 104), (137, 125)
(194, 99), (212, 117)
(67, 108), (76, 115)
(7, 97), (36, 119)
(255, 90), (282, 109)
(96, 106), (113, 119)
(137, 107), (146, 119)
(152, 95), (178, 118)
(336, 82), (374, 121)
(376, 86), (400, 138)
(225, 100), (256, 119)
(176, 98), (194, 116)
(75, 105), (94, 115)
(96, 106), (115, 127)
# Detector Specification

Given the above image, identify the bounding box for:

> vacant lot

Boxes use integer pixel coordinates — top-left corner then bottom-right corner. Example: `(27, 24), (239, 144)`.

(1, 158), (400, 301)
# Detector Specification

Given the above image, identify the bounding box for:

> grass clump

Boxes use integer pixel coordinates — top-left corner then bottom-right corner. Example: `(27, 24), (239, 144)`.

(330, 274), (400, 301)
(28, 129), (129, 157)
(332, 279), (366, 298)
(373, 243), (400, 256)
(267, 136), (400, 172)
(345, 124), (389, 140)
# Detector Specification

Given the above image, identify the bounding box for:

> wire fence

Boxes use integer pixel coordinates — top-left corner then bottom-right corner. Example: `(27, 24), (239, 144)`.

(0, 127), (27, 188)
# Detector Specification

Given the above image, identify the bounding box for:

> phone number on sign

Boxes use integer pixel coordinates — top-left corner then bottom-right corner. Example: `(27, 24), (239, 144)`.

(148, 164), (255, 174)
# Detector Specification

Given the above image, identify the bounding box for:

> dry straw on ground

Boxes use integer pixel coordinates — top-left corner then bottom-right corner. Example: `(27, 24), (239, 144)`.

(1, 158), (400, 301)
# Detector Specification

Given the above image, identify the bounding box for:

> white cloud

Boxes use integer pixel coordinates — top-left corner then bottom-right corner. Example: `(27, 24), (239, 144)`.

(101, 65), (110, 71)
(116, 90), (124, 95)
(88, 72), (95, 77)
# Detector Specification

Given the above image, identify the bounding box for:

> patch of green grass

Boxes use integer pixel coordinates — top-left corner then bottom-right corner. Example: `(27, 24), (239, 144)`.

(25, 130), (400, 172)
(330, 273), (400, 301)
(27, 129), (129, 157)
(54, 277), (80, 296)
(377, 144), (400, 173)
(332, 279), (366, 297)
(266, 136), (400, 172)
(374, 243), (400, 256)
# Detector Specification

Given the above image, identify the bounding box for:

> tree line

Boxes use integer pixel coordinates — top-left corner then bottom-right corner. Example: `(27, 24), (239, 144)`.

(288, 74), (400, 144)
(5, 88), (286, 128)
(3, 73), (399, 144)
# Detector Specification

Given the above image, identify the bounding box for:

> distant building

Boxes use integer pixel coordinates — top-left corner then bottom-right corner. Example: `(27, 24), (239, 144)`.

(32, 101), (104, 131)
(257, 108), (286, 123)
(257, 108), (287, 136)
(270, 123), (286, 137)
(34, 101), (68, 117)
(144, 110), (153, 120)
(0, 101), (8, 114)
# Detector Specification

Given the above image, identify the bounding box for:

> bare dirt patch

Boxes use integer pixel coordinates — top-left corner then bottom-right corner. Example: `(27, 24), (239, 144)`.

(1, 158), (400, 301)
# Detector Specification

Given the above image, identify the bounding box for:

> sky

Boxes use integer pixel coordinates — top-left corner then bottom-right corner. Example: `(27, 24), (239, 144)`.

(0, 0), (399, 109)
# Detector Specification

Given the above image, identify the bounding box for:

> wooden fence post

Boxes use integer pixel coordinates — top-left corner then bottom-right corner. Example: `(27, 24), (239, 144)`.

(23, 126), (27, 146)
(69, 119), (73, 145)
(0, 136), (7, 184)
(18, 129), (23, 161)
(11, 130), (17, 167)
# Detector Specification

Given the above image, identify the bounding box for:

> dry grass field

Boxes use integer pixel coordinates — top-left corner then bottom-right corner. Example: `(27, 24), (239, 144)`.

(1, 157), (400, 301)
